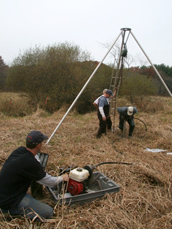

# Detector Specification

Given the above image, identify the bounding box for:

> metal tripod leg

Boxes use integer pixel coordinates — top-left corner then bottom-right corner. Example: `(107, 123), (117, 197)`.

(46, 31), (122, 144)
(131, 31), (172, 97)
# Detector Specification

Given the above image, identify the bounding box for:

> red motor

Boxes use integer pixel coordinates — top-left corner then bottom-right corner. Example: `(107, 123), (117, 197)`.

(67, 178), (84, 195)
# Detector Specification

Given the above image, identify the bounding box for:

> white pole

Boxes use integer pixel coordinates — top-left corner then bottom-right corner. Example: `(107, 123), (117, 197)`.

(46, 31), (122, 144)
(131, 31), (172, 98)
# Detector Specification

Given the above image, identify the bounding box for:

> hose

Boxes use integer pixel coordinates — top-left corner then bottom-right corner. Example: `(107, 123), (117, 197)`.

(134, 117), (147, 131)
(95, 161), (133, 168)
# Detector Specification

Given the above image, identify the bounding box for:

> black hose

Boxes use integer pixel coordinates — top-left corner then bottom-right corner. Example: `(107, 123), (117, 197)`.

(95, 161), (133, 168)
(134, 117), (147, 131)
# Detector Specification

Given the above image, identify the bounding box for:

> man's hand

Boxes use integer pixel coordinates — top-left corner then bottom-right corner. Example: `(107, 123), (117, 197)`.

(61, 173), (69, 182)
(102, 116), (106, 121)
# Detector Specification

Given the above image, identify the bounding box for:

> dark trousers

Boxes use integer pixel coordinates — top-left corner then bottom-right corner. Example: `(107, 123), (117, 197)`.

(106, 116), (112, 130)
(97, 104), (110, 138)
(97, 113), (112, 138)
(97, 113), (108, 137)
(119, 115), (135, 136)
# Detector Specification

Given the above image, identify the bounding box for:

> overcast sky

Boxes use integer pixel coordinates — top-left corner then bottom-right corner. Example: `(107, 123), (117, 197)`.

(1, 0), (172, 67)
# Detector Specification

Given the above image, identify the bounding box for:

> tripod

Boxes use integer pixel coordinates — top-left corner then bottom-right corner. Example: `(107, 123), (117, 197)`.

(108, 28), (172, 134)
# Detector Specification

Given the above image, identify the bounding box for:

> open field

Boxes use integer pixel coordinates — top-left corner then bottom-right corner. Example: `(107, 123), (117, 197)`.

(0, 95), (172, 228)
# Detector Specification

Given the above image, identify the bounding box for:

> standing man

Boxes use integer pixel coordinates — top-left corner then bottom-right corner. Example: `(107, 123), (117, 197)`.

(93, 88), (118, 133)
(0, 130), (69, 221)
(96, 89), (113, 138)
(117, 106), (138, 137)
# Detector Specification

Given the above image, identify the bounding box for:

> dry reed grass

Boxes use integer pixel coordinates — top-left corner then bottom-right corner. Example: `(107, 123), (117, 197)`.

(0, 92), (35, 117)
(0, 95), (172, 228)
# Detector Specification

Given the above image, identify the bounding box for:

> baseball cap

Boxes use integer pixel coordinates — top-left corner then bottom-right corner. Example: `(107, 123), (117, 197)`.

(26, 130), (48, 146)
(127, 106), (134, 116)
(106, 89), (113, 96)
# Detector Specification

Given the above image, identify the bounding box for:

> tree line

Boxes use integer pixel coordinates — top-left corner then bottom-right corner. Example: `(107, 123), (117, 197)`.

(0, 43), (171, 114)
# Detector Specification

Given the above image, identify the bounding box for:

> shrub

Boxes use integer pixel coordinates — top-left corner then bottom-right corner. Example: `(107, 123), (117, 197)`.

(120, 73), (158, 104)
